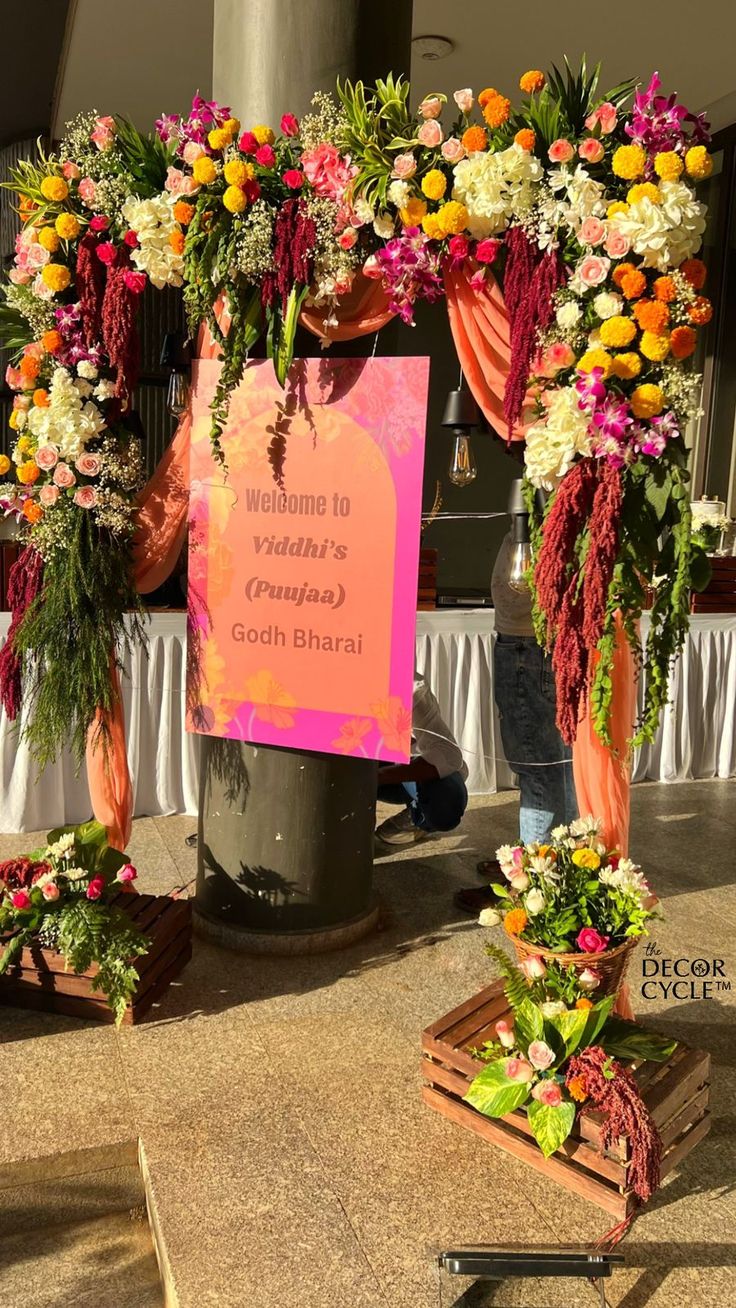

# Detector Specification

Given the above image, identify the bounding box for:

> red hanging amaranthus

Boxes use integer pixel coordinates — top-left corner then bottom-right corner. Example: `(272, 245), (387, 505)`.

(503, 227), (565, 437)
(76, 232), (106, 346)
(552, 583), (590, 745)
(0, 546), (44, 720)
(534, 458), (600, 645)
(101, 249), (141, 405)
(582, 463), (623, 652)
(566, 1045), (663, 1204)
(261, 198), (316, 313)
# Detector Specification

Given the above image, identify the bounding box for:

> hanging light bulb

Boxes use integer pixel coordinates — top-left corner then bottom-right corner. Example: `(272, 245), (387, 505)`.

(501, 479), (543, 593)
(507, 537), (533, 592)
(448, 432), (477, 486)
(441, 378), (481, 489)
(166, 370), (191, 416)
(160, 331), (192, 417)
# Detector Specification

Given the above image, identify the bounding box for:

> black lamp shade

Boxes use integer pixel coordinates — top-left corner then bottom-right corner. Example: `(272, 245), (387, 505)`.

(160, 331), (191, 371)
(507, 477), (546, 516)
(442, 387), (480, 430)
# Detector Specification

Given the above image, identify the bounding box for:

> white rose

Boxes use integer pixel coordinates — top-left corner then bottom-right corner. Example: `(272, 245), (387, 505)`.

(593, 291), (623, 320)
(555, 300), (582, 331)
(510, 872), (530, 892)
(541, 1001), (567, 1019)
(525, 888), (546, 915)
(478, 907), (502, 927)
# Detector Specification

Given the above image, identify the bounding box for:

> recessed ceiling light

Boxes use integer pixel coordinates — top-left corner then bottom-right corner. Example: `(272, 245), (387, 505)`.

(412, 35), (455, 61)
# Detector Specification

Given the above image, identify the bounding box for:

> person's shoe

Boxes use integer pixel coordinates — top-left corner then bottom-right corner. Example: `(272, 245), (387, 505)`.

(375, 808), (430, 848)
(475, 857), (501, 882)
(454, 884), (503, 915)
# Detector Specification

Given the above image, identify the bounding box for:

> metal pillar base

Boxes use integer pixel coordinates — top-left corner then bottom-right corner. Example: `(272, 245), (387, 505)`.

(192, 897), (380, 956)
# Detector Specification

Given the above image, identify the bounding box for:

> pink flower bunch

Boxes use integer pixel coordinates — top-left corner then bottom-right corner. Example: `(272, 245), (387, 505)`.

(156, 94), (232, 156)
(585, 101), (618, 135)
(374, 227), (444, 325)
(625, 72), (710, 162)
(9, 229), (50, 285)
(90, 116), (116, 151)
(300, 143), (358, 203)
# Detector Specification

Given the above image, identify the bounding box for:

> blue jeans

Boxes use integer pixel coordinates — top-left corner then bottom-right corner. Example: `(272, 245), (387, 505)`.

(378, 772), (468, 832)
(494, 634), (578, 844)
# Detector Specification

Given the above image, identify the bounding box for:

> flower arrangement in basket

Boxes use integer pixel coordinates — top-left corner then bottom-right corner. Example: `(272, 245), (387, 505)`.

(0, 820), (147, 1023)
(479, 816), (657, 996)
(465, 944), (674, 1201)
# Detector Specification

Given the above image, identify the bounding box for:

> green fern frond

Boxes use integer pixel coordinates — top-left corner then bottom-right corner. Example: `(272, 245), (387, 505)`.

(485, 941), (530, 1013)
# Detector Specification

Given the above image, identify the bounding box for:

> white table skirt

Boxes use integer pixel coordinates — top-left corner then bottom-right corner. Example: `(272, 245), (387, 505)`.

(1, 609), (735, 832)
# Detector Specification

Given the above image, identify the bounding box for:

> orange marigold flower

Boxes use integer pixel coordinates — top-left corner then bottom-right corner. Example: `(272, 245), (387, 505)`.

(461, 125), (487, 153)
(32, 388), (49, 407)
(679, 257), (706, 290)
(482, 92), (511, 130)
(503, 908), (528, 938)
(42, 329), (63, 353)
(19, 355), (41, 379)
(688, 296), (713, 326)
(519, 70), (545, 95)
(567, 1075), (588, 1103)
(652, 275), (677, 303)
(514, 128), (536, 151)
(633, 299), (670, 333)
(670, 325), (697, 359)
(612, 261), (637, 288)
(22, 500), (43, 525)
(575, 997), (594, 1010)
(478, 88), (495, 107)
(169, 230), (185, 254)
(620, 269), (647, 300)
(173, 201), (195, 226)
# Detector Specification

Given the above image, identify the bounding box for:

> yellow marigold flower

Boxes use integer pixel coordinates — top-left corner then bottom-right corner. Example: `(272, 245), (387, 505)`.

(40, 176), (69, 203)
(222, 184), (247, 214)
(627, 182), (660, 205)
(399, 197), (427, 226)
(436, 200), (468, 236)
(612, 144), (646, 180)
(38, 227), (60, 253)
(685, 145), (713, 180)
(193, 156), (217, 186)
(208, 127), (230, 151)
(223, 159), (254, 186)
(631, 383), (665, 419)
(611, 352), (642, 380)
(16, 461), (40, 485)
(503, 907), (528, 938)
(578, 348), (613, 378)
(607, 201), (629, 219)
(599, 315), (637, 349)
(654, 151), (684, 181)
(222, 117), (240, 137)
(8, 411), (20, 431)
(41, 264), (71, 292)
(421, 212), (443, 240)
(16, 435), (31, 452)
(252, 125), (275, 146)
(640, 330), (671, 362)
(421, 168), (447, 201)
(54, 213), (80, 240)
(0, 453), (10, 475)
(571, 848), (601, 871)
(519, 70), (545, 95)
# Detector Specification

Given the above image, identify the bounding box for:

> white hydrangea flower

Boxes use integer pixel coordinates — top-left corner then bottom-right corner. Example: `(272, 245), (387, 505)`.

(77, 361), (98, 380)
(524, 385), (593, 490)
(609, 180), (706, 270)
(26, 368), (106, 462)
(452, 144), (543, 238)
(122, 192), (184, 289)
(548, 164), (606, 225)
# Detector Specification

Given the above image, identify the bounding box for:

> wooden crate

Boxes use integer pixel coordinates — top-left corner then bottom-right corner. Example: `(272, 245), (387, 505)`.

(422, 980), (711, 1218)
(418, 547), (438, 611)
(0, 892), (192, 1025)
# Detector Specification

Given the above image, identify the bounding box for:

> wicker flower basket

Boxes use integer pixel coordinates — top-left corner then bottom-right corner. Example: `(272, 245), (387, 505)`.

(509, 933), (639, 998)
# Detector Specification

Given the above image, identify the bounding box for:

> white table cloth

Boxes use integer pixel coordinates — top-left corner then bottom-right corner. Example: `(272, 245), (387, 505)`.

(1, 609), (735, 832)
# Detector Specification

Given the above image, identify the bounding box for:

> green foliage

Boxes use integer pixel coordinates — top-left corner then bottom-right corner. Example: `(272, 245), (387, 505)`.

(266, 284), (309, 388)
(337, 74), (415, 206)
(0, 927), (31, 976)
(484, 940), (531, 1013)
(464, 1057), (533, 1117)
(527, 1098), (576, 1157)
(513, 997), (544, 1053)
(600, 1017), (677, 1063)
(11, 503), (146, 770)
(46, 820), (128, 878)
(0, 294), (35, 356)
(113, 117), (171, 197)
(54, 898), (148, 1025)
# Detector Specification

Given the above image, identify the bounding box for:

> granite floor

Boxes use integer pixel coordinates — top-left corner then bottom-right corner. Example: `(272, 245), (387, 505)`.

(0, 780), (734, 1308)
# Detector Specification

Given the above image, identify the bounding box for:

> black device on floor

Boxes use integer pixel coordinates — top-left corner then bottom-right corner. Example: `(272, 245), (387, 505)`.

(438, 1245), (624, 1306)
(437, 591), (494, 608)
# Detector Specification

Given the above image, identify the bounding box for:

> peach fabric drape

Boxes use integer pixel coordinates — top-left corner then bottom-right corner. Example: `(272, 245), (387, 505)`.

(573, 619), (637, 858)
(444, 262), (529, 442)
(299, 274), (394, 342)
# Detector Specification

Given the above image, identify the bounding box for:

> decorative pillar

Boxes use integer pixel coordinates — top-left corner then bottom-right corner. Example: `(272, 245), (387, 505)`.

(195, 0), (413, 953)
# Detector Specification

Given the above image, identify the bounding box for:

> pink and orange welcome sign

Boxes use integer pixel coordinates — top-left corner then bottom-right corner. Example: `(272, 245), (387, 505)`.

(186, 356), (429, 762)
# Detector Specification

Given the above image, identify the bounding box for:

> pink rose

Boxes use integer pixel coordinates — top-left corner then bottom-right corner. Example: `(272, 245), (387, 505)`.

(62, 161), (81, 181)
(39, 485), (60, 507)
(78, 178), (96, 207)
(89, 215), (110, 232)
(282, 169), (304, 190)
(301, 143), (358, 202)
(91, 115), (115, 151)
(579, 138), (605, 164)
(73, 486), (97, 509)
(441, 137), (466, 163)
(280, 113), (299, 138)
(238, 131), (258, 155)
(578, 254), (610, 287)
(417, 120), (443, 148)
(32, 274), (55, 302)
(338, 227), (358, 251)
(42, 881), (60, 902)
(528, 1040), (555, 1071)
(95, 242), (117, 266)
(35, 445), (59, 471)
(475, 237), (500, 264)
(576, 927), (610, 954)
(548, 138), (574, 163)
(419, 96), (443, 120)
(531, 1081), (563, 1107)
(392, 152), (417, 180)
(506, 1057), (534, 1083)
(123, 270), (147, 294)
(578, 967), (601, 991)
(453, 88), (474, 114)
(165, 166), (189, 195)
(86, 875), (105, 901)
(182, 141), (205, 165)
(605, 230), (630, 259)
(579, 216), (605, 246)
(11, 890), (31, 910)
(27, 244), (50, 270)
(510, 871), (530, 892)
(362, 254), (382, 280)
(117, 864), (138, 884)
(8, 269), (31, 286)
(495, 1019), (515, 1049)
(585, 102), (617, 135)
(5, 365), (22, 389)
(75, 453), (100, 477)
(255, 144), (275, 167)
(14, 395), (30, 412)
(123, 230), (139, 248)
(447, 234), (469, 263)
(53, 463), (76, 489)
(540, 341), (576, 376)
(520, 955), (547, 980)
